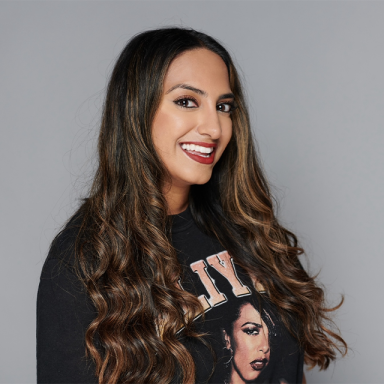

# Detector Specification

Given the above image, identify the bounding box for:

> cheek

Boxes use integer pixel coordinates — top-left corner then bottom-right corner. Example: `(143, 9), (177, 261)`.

(232, 336), (262, 380)
(222, 118), (233, 141)
(221, 121), (233, 153)
(152, 108), (196, 144)
(152, 110), (172, 149)
(233, 333), (252, 360)
(214, 121), (233, 162)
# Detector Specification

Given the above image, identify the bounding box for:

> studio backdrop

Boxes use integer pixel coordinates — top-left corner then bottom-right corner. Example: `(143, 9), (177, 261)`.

(1, 1), (383, 383)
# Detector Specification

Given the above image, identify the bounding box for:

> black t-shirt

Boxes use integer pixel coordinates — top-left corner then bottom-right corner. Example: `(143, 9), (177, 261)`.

(37, 208), (304, 383)
(171, 207), (304, 384)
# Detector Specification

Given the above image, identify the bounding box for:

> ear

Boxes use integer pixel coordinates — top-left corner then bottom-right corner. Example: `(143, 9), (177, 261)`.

(222, 329), (232, 350)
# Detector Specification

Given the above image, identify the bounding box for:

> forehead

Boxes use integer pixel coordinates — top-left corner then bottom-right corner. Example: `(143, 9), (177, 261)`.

(163, 48), (230, 93)
(235, 303), (262, 324)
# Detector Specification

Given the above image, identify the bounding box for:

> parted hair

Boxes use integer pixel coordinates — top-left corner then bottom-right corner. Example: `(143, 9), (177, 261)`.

(220, 296), (277, 383)
(67, 27), (347, 384)
(221, 296), (277, 341)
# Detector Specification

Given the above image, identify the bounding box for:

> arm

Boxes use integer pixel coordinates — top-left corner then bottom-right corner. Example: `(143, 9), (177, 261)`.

(37, 254), (97, 383)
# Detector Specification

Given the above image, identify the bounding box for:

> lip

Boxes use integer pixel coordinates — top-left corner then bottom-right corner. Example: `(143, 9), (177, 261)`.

(250, 358), (268, 371)
(180, 141), (217, 148)
(179, 142), (217, 165)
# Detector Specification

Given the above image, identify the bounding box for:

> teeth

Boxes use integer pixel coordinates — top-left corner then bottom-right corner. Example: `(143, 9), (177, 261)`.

(181, 144), (214, 154)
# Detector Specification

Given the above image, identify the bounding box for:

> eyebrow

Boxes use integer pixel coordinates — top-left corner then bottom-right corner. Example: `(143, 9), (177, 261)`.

(241, 322), (262, 327)
(166, 83), (234, 100)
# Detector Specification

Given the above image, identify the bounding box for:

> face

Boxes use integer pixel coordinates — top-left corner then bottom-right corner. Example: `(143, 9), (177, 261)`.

(224, 303), (270, 383)
(151, 48), (234, 189)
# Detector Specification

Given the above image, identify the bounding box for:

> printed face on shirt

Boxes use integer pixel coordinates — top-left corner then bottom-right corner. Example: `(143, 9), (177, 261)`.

(225, 303), (270, 383)
(151, 48), (234, 188)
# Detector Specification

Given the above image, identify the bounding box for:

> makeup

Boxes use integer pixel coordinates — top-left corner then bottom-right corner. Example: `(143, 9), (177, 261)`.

(180, 142), (217, 165)
(250, 358), (268, 371)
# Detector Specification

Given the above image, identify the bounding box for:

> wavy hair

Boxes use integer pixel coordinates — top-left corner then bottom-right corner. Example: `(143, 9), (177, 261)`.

(71, 27), (346, 383)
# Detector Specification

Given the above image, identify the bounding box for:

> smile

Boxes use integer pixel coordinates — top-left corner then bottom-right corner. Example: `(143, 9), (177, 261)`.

(180, 142), (216, 165)
(250, 358), (268, 371)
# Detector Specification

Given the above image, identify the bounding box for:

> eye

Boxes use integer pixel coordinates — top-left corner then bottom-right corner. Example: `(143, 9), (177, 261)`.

(174, 97), (198, 109)
(217, 101), (236, 114)
(243, 326), (260, 336)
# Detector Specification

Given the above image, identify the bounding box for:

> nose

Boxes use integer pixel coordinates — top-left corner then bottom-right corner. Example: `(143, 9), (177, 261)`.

(196, 105), (222, 139)
(260, 345), (270, 354)
(259, 333), (270, 354)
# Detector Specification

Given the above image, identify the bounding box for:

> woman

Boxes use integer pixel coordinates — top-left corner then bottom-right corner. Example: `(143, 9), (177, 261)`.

(222, 299), (272, 383)
(221, 296), (290, 384)
(37, 27), (346, 384)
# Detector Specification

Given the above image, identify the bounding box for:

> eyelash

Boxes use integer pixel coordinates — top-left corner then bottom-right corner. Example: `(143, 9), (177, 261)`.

(243, 326), (261, 336)
(173, 96), (237, 114)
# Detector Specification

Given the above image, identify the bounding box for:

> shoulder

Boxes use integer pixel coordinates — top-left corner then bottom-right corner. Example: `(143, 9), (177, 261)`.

(43, 210), (84, 272)
(38, 208), (96, 319)
(39, 209), (89, 303)
(37, 211), (97, 383)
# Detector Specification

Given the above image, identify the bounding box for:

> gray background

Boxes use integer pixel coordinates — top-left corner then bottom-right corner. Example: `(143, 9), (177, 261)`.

(1, 1), (383, 383)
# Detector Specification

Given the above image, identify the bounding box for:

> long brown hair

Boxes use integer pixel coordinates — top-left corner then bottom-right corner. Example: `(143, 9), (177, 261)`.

(70, 27), (346, 383)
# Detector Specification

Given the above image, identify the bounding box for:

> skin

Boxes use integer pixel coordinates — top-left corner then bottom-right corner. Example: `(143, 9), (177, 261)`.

(152, 48), (234, 214)
(223, 303), (270, 384)
(152, 48), (308, 384)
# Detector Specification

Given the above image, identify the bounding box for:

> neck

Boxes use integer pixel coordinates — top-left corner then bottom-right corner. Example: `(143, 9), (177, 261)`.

(229, 366), (247, 384)
(163, 183), (190, 215)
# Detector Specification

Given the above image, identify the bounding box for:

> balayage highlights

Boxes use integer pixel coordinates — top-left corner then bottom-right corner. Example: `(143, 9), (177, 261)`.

(65, 28), (347, 383)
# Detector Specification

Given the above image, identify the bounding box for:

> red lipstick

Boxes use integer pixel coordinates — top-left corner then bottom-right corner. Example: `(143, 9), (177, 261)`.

(179, 142), (217, 165)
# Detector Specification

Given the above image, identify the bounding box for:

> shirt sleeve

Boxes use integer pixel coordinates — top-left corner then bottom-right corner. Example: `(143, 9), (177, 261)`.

(36, 253), (98, 383)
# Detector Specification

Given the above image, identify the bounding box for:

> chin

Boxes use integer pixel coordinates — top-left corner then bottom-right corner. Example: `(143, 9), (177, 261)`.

(239, 372), (260, 382)
(177, 170), (213, 186)
(191, 174), (213, 185)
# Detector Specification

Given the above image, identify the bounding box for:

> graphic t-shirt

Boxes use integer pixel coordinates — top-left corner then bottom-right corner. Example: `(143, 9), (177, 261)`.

(37, 209), (304, 384)
(171, 207), (304, 384)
